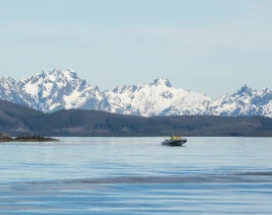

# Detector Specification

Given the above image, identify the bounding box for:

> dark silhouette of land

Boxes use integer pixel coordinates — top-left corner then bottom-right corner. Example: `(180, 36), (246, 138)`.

(0, 133), (59, 142)
(1, 99), (272, 137)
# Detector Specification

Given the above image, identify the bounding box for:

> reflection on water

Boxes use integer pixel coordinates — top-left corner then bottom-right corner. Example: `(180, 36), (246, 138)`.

(0, 137), (272, 214)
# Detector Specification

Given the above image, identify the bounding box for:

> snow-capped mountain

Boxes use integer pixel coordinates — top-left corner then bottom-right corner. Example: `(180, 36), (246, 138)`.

(0, 76), (34, 107)
(104, 78), (212, 116)
(17, 68), (109, 112)
(208, 85), (272, 117)
(1, 68), (272, 117)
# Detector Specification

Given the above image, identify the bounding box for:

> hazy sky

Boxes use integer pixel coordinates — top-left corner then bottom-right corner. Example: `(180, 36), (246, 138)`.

(1, 0), (272, 97)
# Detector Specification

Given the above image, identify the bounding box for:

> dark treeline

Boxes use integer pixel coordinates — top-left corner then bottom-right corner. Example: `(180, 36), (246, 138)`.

(1, 99), (272, 137)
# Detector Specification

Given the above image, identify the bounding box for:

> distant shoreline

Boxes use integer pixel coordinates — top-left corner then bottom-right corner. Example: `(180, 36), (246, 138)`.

(6, 133), (272, 138)
(1, 99), (272, 138)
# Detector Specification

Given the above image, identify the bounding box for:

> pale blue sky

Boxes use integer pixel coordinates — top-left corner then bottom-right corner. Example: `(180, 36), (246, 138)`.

(1, 0), (272, 97)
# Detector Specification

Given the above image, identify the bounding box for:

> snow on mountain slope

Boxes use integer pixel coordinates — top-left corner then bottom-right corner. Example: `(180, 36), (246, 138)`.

(208, 85), (272, 117)
(0, 76), (34, 107)
(104, 78), (212, 116)
(2, 68), (272, 117)
(17, 68), (108, 112)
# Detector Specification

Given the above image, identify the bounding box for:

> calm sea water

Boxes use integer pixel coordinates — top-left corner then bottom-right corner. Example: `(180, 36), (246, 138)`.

(0, 137), (272, 214)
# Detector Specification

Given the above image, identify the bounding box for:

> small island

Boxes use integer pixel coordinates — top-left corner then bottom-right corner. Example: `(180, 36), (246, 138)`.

(0, 133), (60, 142)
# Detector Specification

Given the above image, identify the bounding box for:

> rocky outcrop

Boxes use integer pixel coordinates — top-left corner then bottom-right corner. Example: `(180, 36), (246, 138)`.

(0, 133), (59, 142)
(14, 135), (59, 142)
(0, 133), (14, 142)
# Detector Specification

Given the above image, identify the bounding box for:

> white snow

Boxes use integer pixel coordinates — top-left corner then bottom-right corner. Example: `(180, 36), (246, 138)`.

(104, 78), (212, 116)
(2, 68), (272, 117)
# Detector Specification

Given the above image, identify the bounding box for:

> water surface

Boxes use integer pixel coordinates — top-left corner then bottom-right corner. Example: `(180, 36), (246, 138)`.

(0, 137), (272, 214)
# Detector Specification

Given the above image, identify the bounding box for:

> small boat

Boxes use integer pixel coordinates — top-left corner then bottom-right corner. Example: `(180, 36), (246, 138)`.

(161, 136), (187, 146)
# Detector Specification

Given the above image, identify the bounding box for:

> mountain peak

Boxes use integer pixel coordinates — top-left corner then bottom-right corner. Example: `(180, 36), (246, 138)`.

(236, 84), (252, 95)
(47, 68), (79, 80)
(16, 68), (101, 112)
(150, 78), (172, 87)
(0, 76), (16, 83)
(261, 87), (270, 93)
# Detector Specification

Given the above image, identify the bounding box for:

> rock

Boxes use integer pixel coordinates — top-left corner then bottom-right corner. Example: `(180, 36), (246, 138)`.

(0, 133), (13, 142)
(14, 134), (60, 142)
(0, 133), (59, 142)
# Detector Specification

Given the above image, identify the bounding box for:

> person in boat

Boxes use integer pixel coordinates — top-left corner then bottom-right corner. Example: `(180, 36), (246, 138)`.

(170, 136), (182, 140)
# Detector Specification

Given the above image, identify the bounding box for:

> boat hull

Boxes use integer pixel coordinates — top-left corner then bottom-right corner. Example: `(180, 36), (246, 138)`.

(161, 139), (187, 147)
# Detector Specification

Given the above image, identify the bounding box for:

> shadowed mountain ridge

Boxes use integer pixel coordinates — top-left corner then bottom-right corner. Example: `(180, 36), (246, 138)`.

(1, 99), (272, 137)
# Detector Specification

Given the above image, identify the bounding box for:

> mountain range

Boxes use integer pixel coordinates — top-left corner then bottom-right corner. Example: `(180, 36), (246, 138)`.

(1, 68), (272, 117)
